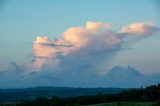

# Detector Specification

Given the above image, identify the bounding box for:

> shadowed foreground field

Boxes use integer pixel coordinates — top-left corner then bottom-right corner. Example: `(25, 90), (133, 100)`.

(85, 102), (155, 106)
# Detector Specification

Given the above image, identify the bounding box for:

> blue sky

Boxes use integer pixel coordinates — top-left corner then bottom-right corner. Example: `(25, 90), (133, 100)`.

(0, 0), (160, 74)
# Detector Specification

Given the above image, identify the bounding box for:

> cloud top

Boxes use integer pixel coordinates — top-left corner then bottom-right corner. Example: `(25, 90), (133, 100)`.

(121, 22), (160, 36)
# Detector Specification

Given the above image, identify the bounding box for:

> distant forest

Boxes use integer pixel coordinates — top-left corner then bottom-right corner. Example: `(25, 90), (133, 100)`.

(0, 83), (160, 106)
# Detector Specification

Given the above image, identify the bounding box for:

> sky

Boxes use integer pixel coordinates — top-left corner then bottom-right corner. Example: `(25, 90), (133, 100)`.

(0, 0), (160, 88)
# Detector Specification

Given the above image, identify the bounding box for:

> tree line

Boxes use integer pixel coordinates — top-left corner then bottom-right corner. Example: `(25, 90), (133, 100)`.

(0, 83), (160, 106)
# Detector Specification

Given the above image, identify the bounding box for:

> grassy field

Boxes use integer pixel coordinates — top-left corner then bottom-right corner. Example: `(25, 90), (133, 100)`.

(84, 102), (155, 106)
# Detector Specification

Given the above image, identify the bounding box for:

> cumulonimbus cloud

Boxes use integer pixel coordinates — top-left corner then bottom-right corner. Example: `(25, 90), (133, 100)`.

(0, 21), (160, 88)
(27, 21), (160, 71)
(25, 22), (116, 70)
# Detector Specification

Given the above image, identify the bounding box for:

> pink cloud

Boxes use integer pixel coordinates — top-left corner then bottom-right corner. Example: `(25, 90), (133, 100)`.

(121, 22), (160, 36)
(27, 21), (160, 71)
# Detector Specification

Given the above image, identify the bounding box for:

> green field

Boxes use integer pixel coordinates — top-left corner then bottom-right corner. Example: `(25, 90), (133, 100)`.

(85, 102), (155, 106)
